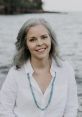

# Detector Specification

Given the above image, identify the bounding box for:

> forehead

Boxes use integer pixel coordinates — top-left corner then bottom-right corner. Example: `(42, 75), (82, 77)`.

(27, 24), (49, 35)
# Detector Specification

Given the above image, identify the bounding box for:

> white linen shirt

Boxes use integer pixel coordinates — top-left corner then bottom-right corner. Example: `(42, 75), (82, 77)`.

(0, 59), (78, 117)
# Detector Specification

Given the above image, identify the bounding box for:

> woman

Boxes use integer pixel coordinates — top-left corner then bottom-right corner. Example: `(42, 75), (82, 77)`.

(0, 18), (78, 117)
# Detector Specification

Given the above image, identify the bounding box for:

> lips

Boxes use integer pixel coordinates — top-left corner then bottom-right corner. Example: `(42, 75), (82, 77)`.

(35, 48), (46, 52)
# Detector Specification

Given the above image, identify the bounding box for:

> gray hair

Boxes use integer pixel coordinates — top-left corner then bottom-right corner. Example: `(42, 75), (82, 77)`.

(13, 18), (61, 69)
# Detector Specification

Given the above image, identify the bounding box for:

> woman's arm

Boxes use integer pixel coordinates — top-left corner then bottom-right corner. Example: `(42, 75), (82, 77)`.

(64, 64), (79, 117)
(0, 67), (17, 117)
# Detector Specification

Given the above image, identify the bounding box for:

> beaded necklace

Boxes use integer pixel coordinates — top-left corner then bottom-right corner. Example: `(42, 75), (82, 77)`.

(27, 72), (56, 111)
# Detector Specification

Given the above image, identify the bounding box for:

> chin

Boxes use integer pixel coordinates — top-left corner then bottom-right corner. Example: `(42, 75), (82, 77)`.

(35, 54), (49, 60)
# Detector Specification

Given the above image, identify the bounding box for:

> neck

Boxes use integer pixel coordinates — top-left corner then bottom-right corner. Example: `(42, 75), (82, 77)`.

(30, 57), (51, 72)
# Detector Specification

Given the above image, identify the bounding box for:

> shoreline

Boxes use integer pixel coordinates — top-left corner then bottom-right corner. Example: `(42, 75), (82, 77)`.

(0, 10), (68, 15)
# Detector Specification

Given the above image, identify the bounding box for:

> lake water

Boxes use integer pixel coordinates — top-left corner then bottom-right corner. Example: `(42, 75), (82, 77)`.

(0, 12), (82, 116)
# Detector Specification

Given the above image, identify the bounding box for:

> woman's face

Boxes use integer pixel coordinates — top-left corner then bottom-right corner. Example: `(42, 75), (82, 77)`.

(26, 24), (51, 60)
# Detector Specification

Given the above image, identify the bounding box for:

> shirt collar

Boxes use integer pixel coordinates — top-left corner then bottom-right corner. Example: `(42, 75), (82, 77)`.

(24, 59), (34, 76)
(24, 58), (58, 77)
(50, 58), (58, 77)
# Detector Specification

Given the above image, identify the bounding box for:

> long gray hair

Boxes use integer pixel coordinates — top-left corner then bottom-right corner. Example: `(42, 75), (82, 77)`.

(13, 18), (61, 69)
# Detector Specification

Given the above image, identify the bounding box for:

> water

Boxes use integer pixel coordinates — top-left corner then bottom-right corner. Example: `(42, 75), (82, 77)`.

(0, 12), (82, 116)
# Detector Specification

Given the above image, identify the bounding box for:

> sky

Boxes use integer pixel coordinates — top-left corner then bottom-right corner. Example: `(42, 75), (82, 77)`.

(42, 0), (82, 12)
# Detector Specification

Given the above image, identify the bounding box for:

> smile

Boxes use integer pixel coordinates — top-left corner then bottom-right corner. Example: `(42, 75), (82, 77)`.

(35, 48), (46, 52)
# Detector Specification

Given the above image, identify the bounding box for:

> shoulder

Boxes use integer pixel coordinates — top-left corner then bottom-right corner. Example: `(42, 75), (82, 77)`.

(8, 65), (24, 73)
(62, 60), (74, 70)
(6, 65), (25, 79)
(52, 58), (75, 76)
(52, 58), (74, 72)
(2, 65), (26, 88)
(61, 60), (75, 76)
(54, 57), (74, 70)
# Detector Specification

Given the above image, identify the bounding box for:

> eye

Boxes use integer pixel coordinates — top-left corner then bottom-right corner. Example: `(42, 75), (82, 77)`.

(29, 37), (37, 42)
(41, 35), (48, 39)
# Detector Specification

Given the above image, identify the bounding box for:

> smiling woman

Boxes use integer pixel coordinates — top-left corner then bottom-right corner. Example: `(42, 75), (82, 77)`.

(14, 18), (59, 69)
(26, 25), (51, 60)
(0, 18), (78, 117)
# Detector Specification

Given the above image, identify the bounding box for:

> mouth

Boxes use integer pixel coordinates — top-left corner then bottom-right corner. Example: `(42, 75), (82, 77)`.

(35, 48), (46, 53)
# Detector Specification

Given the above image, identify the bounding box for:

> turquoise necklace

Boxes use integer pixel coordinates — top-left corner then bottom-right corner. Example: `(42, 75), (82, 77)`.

(27, 72), (56, 111)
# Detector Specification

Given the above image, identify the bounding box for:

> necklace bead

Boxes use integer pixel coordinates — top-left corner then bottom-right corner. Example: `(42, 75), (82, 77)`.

(27, 72), (56, 111)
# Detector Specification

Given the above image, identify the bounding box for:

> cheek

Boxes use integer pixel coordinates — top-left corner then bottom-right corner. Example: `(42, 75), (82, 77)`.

(47, 38), (51, 47)
(26, 42), (35, 51)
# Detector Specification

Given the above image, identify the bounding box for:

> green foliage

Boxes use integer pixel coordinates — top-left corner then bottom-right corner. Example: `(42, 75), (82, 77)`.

(0, 0), (43, 9)
(0, 0), (4, 4)
(3, 0), (21, 6)
(0, 0), (43, 14)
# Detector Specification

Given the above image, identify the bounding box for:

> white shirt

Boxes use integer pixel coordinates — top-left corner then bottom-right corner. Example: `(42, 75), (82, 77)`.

(0, 59), (78, 117)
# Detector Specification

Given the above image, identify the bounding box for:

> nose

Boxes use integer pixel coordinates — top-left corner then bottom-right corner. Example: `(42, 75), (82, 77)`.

(36, 38), (43, 46)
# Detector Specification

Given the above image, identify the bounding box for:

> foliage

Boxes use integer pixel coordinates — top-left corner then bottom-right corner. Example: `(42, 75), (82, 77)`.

(0, 0), (43, 9)
(0, 0), (43, 14)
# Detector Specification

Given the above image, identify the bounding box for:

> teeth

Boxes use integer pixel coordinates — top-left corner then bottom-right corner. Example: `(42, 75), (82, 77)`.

(36, 48), (45, 52)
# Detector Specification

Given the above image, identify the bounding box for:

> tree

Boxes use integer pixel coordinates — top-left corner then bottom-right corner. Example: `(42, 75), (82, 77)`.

(0, 0), (43, 14)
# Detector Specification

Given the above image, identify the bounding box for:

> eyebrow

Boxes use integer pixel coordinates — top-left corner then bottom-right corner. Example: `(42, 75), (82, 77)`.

(41, 34), (48, 36)
(28, 34), (48, 39)
(29, 36), (36, 39)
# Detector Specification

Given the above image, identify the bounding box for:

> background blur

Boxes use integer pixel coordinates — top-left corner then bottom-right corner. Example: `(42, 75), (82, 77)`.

(0, 0), (82, 117)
